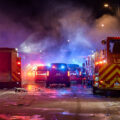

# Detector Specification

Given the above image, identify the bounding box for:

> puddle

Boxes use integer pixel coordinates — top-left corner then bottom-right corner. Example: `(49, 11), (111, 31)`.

(60, 112), (109, 120)
(32, 107), (63, 111)
(0, 114), (45, 120)
(0, 112), (109, 120)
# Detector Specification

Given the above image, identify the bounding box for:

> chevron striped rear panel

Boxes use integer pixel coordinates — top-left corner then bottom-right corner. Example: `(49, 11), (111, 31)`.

(99, 64), (120, 89)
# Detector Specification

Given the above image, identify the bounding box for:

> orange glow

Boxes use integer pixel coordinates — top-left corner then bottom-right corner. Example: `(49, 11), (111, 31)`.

(67, 71), (70, 77)
(99, 61), (103, 64)
(95, 62), (99, 65)
(27, 85), (33, 91)
(100, 80), (103, 84)
(95, 60), (107, 65)
(47, 71), (49, 76)
(27, 72), (33, 76)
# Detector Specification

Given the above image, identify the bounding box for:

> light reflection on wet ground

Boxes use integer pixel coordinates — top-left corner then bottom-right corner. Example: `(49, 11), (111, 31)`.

(1, 84), (120, 120)
(0, 114), (44, 120)
(0, 113), (109, 120)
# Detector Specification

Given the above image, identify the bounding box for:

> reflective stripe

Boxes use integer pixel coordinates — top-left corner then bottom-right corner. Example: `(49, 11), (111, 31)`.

(12, 73), (20, 81)
(99, 64), (110, 76)
(99, 64), (120, 88)
(99, 64), (116, 80)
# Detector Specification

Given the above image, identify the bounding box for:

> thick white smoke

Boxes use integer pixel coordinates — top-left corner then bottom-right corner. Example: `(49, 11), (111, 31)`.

(0, 2), (119, 66)
(19, 6), (120, 65)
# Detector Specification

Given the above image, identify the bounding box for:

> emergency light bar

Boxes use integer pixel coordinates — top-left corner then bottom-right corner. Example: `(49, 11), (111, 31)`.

(95, 60), (107, 65)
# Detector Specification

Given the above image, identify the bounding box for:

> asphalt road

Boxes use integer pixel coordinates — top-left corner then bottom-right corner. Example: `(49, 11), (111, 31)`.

(0, 84), (120, 120)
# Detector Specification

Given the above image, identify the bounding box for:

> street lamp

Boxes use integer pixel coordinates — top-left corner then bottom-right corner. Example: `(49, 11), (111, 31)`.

(15, 48), (18, 51)
(67, 40), (70, 43)
(40, 50), (42, 53)
(104, 3), (109, 8)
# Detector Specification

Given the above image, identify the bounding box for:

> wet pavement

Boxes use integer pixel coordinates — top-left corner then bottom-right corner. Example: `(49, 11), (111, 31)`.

(0, 84), (120, 120)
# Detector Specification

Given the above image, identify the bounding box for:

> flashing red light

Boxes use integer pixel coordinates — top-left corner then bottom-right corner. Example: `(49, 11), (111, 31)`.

(17, 61), (21, 65)
(52, 65), (56, 69)
(67, 71), (70, 77)
(47, 71), (49, 76)
(83, 77), (86, 80)
(95, 60), (107, 65)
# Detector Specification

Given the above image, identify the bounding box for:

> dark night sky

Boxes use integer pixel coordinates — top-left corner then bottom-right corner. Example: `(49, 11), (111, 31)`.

(0, 0), (119, 64)
(0, 0), (119, 20)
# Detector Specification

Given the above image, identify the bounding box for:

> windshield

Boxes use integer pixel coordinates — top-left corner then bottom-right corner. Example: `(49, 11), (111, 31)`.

(109, 39), (120, 54)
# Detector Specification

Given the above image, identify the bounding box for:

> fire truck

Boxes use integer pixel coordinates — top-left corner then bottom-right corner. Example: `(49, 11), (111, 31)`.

(92, 37), (120, 94)
(0, 48), (21, 88)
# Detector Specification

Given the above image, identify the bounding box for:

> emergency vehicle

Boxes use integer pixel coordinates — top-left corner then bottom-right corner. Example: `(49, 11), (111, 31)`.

(46, 63), (71, 87)
(0, 48), (21, 88)
(92, 37), (120, 94)
(35, 65), (49, 83)
(67, 64), (82, 83)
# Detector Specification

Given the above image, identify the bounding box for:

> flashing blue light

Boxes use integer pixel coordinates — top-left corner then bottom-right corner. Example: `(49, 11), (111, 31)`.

(61, 65), (65, 69)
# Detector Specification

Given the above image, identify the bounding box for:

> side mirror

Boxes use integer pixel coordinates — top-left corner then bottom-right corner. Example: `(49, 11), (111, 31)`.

(101, 40), (106, 45)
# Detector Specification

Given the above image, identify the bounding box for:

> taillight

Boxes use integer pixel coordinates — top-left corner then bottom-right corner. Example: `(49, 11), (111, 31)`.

(52, 65), (56, 69)
(47, 71), (49, 76)
(83, 77), (86, 80)
(67, 71), (70, 77)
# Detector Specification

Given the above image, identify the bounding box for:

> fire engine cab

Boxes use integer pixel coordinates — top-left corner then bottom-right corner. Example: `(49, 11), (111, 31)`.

(93, 37), (120, 94)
